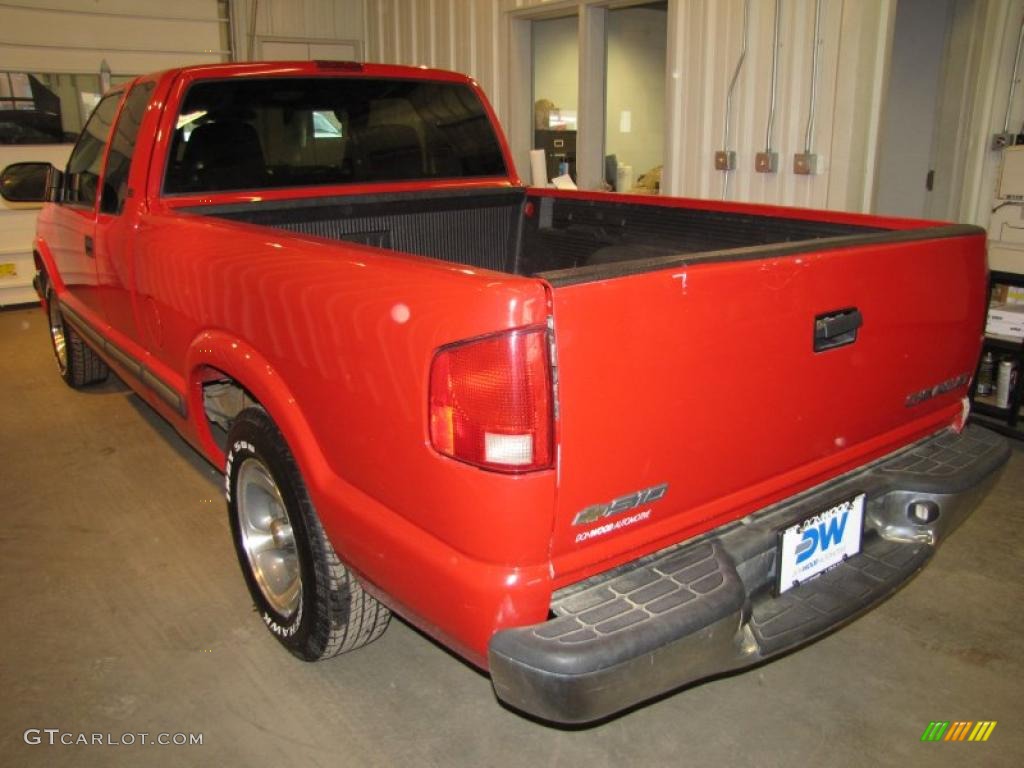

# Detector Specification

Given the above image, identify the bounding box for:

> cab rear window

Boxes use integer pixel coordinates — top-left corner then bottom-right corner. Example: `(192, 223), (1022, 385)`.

(163, 77), (507, 194)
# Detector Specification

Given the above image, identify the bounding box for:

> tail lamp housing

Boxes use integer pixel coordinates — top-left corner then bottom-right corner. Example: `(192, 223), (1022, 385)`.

(429, 327), (553, 472)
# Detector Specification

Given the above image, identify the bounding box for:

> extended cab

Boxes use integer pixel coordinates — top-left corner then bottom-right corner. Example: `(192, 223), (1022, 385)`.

(0, 61), (1009, 723)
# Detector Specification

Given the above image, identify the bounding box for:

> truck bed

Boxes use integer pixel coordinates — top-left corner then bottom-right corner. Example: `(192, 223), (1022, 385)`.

(185, 186), (940, 282)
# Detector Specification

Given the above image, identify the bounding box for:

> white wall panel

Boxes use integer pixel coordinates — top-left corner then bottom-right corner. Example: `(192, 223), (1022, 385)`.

(0, 0), (227, 73)
(366, 0), (503, 121)
(664, 0), (893, 211)
(958, 0), (1024, 230)
(367, 0), (895, 212)
(231, 0), (365, 61)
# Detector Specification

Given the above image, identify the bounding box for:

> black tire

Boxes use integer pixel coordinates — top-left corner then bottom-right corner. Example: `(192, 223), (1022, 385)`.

(46, 287), (108, 388)
(226, 407), (390, 660)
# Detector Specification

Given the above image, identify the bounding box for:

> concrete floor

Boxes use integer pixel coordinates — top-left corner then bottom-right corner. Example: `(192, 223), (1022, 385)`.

(1, 304), (1022, 768)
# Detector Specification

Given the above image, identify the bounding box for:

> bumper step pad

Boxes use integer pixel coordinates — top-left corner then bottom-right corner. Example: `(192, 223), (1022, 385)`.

(750, 535), (929, 654)
(489, 541), (747, 723)
(542, 541), (744, 650)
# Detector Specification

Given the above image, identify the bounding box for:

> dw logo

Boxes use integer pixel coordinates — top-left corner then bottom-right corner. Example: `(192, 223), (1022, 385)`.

(795, 510), (850, 564)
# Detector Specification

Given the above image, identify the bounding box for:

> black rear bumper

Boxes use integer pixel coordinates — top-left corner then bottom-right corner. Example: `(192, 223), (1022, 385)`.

(488, 425), (1010, 724)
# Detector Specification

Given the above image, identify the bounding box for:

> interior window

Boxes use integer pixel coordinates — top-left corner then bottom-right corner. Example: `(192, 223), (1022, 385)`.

(64, 92), (121, 208)
(101, 81), (155, 214)
(164, 77), (507, 194)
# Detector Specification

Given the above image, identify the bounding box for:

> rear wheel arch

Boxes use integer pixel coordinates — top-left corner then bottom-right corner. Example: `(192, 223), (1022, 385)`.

(184, 334), (333, 490)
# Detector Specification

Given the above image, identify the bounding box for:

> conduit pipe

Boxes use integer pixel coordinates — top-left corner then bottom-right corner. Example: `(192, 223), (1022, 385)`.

(721, 0), (751, 199)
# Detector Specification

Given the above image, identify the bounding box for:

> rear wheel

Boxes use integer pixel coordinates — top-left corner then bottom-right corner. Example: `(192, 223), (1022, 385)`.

(226, 407), (390, 660)
(46, 288), (108, 388)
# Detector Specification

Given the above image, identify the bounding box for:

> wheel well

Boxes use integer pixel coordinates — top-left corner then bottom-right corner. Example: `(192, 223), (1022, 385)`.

(34, 254), (48, 292)
(197, 367), (259, 452)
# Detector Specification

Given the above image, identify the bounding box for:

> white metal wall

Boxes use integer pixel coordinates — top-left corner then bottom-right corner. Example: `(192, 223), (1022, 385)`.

(365, 0), (896, 212)
(665, 0), (893, 211)
(959, 0), (1024, 228)
(229, 0), (366, 61)
(365, 0), (505, 119)
(969, 0), (1024, 273)
(0, 0), (227, 73)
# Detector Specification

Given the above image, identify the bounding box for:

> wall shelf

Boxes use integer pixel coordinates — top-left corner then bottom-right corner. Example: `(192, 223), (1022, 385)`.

(969, 270), (1024, 440)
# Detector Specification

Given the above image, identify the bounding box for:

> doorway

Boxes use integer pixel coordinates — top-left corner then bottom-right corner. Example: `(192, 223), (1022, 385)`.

(874, 0), (955, 218)
(532, 15), (579, 185)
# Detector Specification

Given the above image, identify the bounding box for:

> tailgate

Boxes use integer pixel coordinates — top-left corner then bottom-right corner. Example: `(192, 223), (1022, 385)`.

(546, 231), (987, 579)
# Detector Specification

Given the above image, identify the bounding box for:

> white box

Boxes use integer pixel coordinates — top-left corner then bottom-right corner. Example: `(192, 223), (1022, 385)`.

(987, 303), (1024, 338)
(998, 146), (1024, 199)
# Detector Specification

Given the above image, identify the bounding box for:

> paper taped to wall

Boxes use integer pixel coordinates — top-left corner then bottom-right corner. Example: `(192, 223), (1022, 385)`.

(530, 149), (548, 187)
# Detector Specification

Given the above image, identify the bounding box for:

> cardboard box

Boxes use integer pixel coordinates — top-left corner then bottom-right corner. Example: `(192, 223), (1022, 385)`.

(991, 283), (1024, 304)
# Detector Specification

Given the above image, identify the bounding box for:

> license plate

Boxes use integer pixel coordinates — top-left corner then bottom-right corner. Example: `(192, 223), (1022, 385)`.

(777, 494), (865, 594)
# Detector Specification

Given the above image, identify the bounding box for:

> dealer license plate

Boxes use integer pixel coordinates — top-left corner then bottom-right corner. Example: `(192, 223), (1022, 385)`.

(777, 494), (865, 594)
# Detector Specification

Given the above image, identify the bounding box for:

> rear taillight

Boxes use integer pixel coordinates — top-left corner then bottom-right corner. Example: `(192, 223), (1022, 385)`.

(429, 327), (553, 472)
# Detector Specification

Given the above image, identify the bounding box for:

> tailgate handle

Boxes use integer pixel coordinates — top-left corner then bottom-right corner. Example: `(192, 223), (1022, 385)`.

(814, 307), (862, 352)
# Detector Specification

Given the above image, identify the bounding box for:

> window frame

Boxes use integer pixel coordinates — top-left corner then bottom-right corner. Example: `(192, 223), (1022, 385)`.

(160, 75), (510, 196)
(62, 90), (125, 211)
(99, 81), (155, 216)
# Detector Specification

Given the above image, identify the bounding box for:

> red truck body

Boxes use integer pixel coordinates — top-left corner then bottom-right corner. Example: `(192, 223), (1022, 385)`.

(10, 61), (1008, 723)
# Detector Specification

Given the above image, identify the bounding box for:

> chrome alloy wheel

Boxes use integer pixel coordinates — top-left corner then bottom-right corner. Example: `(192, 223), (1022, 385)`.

(48, 295), (67, 374)
(236, 457), (302, 618)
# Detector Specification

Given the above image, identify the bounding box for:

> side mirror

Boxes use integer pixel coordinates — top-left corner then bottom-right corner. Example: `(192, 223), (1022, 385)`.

(0, 162), (60, 203)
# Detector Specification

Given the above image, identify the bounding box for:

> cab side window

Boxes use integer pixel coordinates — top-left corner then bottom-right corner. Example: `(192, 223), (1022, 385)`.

(101, 82), (154, 215)
(64, 93), (121, 208)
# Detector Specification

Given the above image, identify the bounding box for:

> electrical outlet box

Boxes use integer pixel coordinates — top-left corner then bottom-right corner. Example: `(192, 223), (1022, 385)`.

(793, 152), (817, 175)
(993, 132), (1016, 151)
(755, 151), (778, 173)
(997, 146), (1024, 198)
(714, 150), (736, 171)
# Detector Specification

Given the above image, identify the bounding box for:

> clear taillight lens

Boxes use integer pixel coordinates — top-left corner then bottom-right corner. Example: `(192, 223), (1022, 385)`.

(429, 327), (553, 472)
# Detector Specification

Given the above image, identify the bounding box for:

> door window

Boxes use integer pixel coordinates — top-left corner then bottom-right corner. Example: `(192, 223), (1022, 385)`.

(101, 82), (154, 214)
(64, 92), (121, 208)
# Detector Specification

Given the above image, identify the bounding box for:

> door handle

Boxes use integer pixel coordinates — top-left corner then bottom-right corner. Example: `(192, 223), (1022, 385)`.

(814, 307), (862, 352)
(84, 235), (95, 257)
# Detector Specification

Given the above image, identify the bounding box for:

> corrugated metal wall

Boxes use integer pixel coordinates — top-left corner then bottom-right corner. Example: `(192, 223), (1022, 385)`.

(230, 0), (365, 60)
(366, 0), (504, 120)
(665, 0), (892, 211)
(0, 0), (227, 73)
(365, 0), (895, 213)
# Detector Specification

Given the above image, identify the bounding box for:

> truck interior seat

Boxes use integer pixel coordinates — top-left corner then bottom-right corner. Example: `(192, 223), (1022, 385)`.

(356, 123), (424, 180)
(182, 120), (266, 191)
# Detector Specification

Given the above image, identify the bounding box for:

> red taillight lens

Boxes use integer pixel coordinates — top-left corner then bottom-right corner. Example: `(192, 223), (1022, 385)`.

(429, 327), (553, 472)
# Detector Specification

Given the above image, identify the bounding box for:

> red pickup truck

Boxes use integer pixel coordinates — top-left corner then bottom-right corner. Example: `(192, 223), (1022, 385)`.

(1, 61), (1009, 723)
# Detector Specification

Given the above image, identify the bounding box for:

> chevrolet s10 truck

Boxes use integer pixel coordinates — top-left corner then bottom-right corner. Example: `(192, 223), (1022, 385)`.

(1, 62), (1009, 723)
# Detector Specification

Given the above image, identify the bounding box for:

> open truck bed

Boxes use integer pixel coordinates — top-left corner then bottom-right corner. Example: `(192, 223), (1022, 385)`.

(187, 185), (975, 280)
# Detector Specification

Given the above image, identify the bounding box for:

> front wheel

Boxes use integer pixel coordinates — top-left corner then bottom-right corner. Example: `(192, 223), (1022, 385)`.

(226, 407), (390, 660)
(46, 287), (108, 388)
